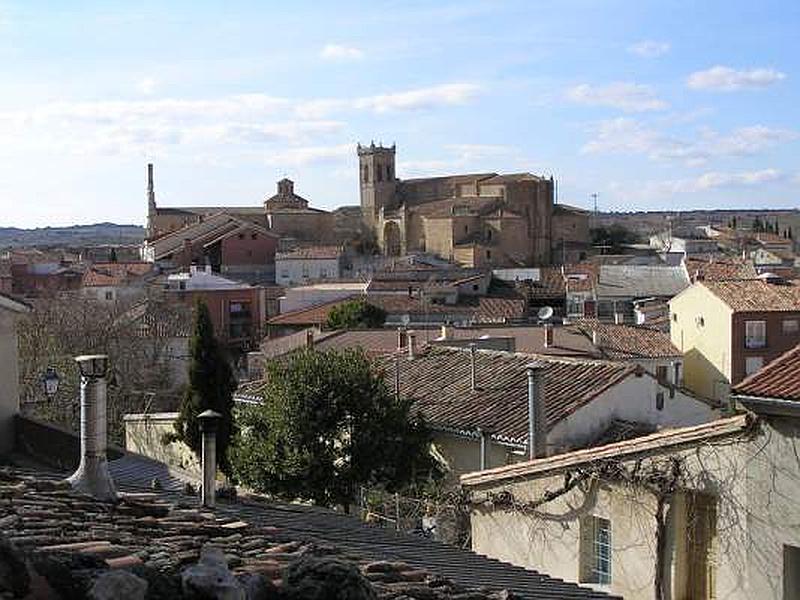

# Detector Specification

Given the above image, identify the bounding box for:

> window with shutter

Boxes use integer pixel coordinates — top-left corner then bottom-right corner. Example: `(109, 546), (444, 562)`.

(579, 515), (612, 584)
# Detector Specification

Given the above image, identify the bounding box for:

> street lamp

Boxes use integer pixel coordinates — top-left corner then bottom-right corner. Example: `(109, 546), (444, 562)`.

(42, 367), (60, 398)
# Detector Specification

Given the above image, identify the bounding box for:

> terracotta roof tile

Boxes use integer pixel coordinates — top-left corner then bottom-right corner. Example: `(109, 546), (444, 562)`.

(276, 246), (343, 260)
(384, 346), (638, 445)
(701, 278), (800, 312)
(683, 257), (758, 281)
(82, 262), (154, 287)
(571, 319), (681, 359)
(732, 343), (800, 400)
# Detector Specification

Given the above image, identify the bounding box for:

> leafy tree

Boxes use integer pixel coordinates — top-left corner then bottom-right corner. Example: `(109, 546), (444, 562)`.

(230, 347), (437, 510)
(171, 300), (237, 474)
(326, 298), (386, 330)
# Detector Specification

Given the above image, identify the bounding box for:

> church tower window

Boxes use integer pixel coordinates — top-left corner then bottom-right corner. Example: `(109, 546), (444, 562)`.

(377, 164), (383, 182)
(363, 165), (369, 183)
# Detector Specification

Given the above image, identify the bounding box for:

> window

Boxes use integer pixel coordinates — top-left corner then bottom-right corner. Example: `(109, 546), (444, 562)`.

(580, 516), (612, 584)
(656, 391), (665, 411)
(486, 250), (492, 260)
(784, 545), (800, 600)
(783, 319), (799, 335)
(744, 320), (766, 349)
(319, 269), (328, 279)
(280, 269), (289, 279)
(229, 301), (252, 340)
(656, 365), (668, 384)
(684, 493), (717, 600)
(745, 356), (764, 376)
(104, 290), (114, 301)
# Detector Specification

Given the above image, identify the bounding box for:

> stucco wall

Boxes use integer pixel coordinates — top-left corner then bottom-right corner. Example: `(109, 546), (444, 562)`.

(0, 310), (21, 454)
(547, 374), (716, 454)
(469, 418), (797, 599)
(123, 412), (200, 477)
(432, 432), (521, 485)
(276, 257), (341, 287)
(670, 285), (733, 401)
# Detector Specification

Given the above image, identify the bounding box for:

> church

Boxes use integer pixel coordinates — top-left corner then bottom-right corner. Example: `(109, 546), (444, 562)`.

(145, 164), (334, 244)
(358, 143), (588, 267)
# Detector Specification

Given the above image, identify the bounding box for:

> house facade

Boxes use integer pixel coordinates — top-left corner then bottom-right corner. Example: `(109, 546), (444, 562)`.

(463, 407), (800, 600)
(669, 278), (800, 402)
(275, 246), (343, 286)
(0, 293), (30, 453)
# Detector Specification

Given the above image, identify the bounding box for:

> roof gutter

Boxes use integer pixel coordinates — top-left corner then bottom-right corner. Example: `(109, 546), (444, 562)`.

(733, 394), (800, 418)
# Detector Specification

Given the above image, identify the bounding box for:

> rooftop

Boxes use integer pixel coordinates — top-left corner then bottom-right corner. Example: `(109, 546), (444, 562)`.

(699, 278), (800, 312)
(2, 417), (613, 600)
(571, 319), (681, 360)
(82, 262), (154, 287)
(683, 256), (758, 281)
(276, 245), (343, 261)
(733, 343), (800, 401)
(595, 264), (690, 299)
(460, 414), (754, 488)
(383, 346), (638, 445)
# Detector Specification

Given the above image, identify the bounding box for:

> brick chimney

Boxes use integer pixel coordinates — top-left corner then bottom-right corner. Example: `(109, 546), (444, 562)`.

(67, 355), (117, 501)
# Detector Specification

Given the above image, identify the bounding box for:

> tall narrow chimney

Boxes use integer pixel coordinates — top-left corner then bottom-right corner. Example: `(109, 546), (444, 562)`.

(198, 410), (221, 508)
(543, 324), (553, 348)
(478, 428), (491, 470)
(469, 343), (478, 391)
(396, 327), (407, 352)
(67, 355), (116, 501)
(407, 332), (417, 359)
(526, 363), (546, 460)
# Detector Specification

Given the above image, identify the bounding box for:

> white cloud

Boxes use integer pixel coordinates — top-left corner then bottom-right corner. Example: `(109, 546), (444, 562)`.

(649, 169), (785, 195)
(582, 118), (796, 166)
(628, 40), (670, 58)
(320, 44), (364, 61)
(687, 66), (787, 91)
(566, 82), (668, 112)
(353, 83), (482, 113)
(137, 78), (157, 95)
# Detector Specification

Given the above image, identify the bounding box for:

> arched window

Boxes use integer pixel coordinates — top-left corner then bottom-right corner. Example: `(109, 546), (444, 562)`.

(377, 164), (383, 182)
(386, 164), (392, 181)
(363, 165), (369, 183)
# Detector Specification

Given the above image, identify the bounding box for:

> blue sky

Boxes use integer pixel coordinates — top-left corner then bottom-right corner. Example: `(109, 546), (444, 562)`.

(0, 0), (798, 227)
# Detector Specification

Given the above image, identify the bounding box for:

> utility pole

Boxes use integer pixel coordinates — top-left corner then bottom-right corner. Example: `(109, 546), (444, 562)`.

(590, 193), (599, 230)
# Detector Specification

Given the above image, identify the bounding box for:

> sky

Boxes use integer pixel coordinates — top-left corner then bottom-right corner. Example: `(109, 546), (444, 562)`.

(0, 0), (798, 228)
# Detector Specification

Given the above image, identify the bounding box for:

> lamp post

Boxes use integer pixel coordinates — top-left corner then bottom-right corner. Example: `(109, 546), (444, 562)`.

(66, 354), (117, 501)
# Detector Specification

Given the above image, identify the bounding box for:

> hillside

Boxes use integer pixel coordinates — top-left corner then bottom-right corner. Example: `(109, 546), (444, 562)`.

(0, 223), (145, 248)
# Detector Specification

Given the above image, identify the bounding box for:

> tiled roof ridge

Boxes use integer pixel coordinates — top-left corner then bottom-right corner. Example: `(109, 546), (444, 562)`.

(461, 413), (755, 487)
(732, 342), (800, 399)
(423, 343), (637, 370)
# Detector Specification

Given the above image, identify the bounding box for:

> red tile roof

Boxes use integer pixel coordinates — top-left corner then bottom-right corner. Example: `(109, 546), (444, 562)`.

(82, 262), (154, 287)
(683, 256), (758, 281)
(732, 343), (800, 400)
(571, 319), (681, 359)
(383, 346), (638, 445)
(268, 297), (352, 326)
(700, 278), (800, 312)
(276, 246), (343, 260)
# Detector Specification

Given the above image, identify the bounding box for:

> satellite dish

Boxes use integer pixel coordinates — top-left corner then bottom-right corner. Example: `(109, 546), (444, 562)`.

(537, 306), (554, 322)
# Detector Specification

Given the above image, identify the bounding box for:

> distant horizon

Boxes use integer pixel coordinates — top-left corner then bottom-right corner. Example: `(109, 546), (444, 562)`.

(1, 1), (798, 227)
(4, 206), (800, 233)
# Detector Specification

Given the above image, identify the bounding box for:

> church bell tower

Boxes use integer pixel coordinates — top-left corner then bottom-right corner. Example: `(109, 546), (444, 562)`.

(358, 142), (397, 227)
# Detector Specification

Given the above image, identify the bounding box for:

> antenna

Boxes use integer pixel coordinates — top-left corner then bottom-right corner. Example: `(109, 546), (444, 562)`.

(537, 306), (554, 322)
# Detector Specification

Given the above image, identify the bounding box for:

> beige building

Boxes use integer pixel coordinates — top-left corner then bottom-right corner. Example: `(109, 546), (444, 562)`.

(0, 293), (31, 453)
(669, 278), (800, 403)
(145, 164), (334, 245)
(358, 143), (588, 267)
(464, 349), (800, 600)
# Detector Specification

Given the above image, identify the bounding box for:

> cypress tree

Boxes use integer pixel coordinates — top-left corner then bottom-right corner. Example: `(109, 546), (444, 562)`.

(172, 300), (237, 474)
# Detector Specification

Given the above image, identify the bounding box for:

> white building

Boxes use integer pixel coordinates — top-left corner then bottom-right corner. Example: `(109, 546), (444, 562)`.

(275, 246), (343, 287)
